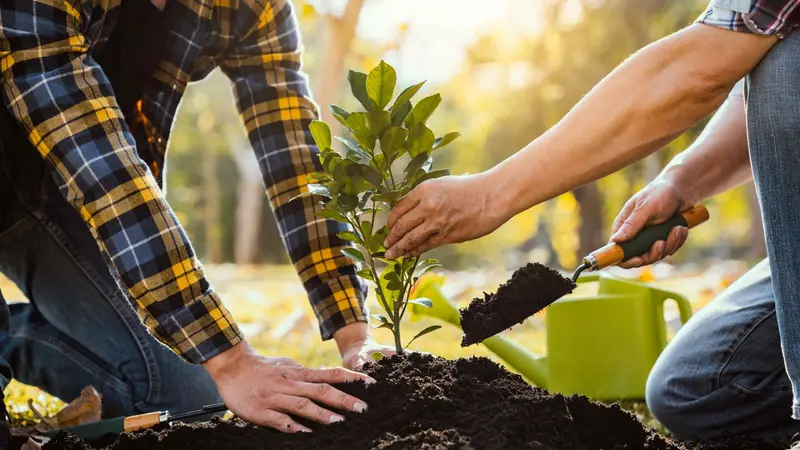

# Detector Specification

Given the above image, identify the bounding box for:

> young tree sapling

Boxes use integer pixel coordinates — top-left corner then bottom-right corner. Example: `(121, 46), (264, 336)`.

(296, 60), (460, 353)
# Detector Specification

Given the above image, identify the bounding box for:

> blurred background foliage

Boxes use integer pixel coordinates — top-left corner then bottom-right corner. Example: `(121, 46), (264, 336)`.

(167, 0), (764, 273)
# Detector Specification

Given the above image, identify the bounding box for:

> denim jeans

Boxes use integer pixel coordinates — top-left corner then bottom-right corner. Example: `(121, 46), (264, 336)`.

(646, 31), (800, 441)
(0, 113), (220, 418)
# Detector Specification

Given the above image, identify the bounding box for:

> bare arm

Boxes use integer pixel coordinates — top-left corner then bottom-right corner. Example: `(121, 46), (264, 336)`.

(660, 83), (751, 204)
(384, 24), (776, 259)
(490, 24), (772, 221)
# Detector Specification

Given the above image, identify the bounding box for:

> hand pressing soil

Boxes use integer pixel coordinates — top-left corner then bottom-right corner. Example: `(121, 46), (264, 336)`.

(41, 353), (783, 450)
(460, 262), (577, 346)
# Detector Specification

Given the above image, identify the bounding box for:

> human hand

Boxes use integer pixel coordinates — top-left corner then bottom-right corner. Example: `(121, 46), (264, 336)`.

(202, 341), (375, 433)
(334, 323), (396, 371)
(384, 173), (507, 259)
(609, 177), (696, 269)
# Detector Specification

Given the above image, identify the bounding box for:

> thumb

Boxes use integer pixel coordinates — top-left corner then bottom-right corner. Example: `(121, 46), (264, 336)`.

(610, 206), (651, 243)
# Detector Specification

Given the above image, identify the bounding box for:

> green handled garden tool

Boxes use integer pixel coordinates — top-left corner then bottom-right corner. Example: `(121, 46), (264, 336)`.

(44, 403), (227, 440)
(570, 205), (709, 281)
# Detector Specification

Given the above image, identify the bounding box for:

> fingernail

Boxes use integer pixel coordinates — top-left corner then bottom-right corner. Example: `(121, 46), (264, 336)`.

(330, 414), (345, 423)
(354, 401), (368, 413)
(299, 427), (312, 433)
(364, 377), (377, 385)
(383, 239), (389, 247)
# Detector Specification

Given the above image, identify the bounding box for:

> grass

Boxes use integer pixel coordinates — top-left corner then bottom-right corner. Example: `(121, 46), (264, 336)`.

(1, 263), (738, 434)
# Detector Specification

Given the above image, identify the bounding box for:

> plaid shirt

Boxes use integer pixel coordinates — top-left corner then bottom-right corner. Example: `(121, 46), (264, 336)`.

(697, 0), (800, 37)
(0, 0), (366, 364)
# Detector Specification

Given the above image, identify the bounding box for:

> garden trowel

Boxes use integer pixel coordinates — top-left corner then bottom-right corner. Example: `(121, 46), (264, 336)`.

(569, 205), (709, 282)
(458, 205), (710, 345)
(44, 403), (228, 440)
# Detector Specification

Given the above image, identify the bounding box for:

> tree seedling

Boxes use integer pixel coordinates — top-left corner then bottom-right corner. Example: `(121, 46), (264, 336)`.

(296, 60), (460, 353)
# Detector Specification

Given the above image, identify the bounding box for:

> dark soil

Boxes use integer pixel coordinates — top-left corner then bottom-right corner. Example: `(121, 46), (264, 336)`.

(41, 354), (782, 450)
(460, 262), (577, 346)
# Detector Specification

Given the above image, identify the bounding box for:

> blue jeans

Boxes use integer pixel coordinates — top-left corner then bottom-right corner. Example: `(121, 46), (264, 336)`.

(0, 115), (220, 418)
(646, 32), (800, 441)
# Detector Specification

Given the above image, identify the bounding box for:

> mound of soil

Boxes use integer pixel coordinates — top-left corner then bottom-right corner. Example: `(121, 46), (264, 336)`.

(460, 263), (576, 346)
(42, 354), (781, 450)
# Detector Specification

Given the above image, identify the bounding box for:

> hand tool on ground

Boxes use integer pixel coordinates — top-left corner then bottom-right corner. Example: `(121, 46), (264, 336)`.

(570, 205), (709, 282)
(44, 403), (227, 440)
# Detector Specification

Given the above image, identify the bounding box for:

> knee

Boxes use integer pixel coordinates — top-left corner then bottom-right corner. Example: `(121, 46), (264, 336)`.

(645, 361), (703, 441)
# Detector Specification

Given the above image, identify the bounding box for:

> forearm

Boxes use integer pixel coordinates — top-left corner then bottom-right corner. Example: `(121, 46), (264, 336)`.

(660, 86), (751, 204)
(488, 24), (775, 220)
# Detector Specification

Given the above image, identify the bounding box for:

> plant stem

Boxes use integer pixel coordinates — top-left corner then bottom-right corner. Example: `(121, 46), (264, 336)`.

(399, 256), (420, 320)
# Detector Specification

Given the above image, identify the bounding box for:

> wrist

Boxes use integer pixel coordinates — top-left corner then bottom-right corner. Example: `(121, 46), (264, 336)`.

(333, 322), (370, 355)
(659, 164), (700, 207)
(202, 339), (252, 381)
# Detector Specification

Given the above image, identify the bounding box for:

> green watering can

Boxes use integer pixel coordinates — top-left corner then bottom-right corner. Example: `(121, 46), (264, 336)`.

(410, 271), (693, 400)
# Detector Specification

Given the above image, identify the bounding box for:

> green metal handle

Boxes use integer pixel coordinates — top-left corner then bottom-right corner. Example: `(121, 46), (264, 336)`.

(45, 417), (125, 440)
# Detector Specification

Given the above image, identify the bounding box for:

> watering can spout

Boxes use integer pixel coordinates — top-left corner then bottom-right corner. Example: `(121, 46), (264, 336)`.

(410, 274), (549, 388)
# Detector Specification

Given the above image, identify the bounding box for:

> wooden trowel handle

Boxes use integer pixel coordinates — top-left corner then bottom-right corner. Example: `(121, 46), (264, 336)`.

(586, 205), (709, 270)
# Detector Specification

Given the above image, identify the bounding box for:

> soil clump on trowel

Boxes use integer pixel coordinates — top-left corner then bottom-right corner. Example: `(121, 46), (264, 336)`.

(460, 262), (577, 346)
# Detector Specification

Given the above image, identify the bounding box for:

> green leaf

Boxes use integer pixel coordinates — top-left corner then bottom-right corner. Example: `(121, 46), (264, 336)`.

(407, 94), (441, 125)
(386, 278), (402, 290)
(322, 151), (342, 173)
(407, 123), (436, 157)
(361, 220), (373, 238)
(356, 268), (375, 282)
(372, 190), (403, 203)
(374, 322), (394, 331)
(309, 120), (332, 150)
(358, 191), (374, 208)
(347, 164), (383, 187)
(332, 113), (348, 127)
(348, 70), (376, 111)
(404, 153), (431, 175)
(371, 352), (385, 361)
(412, 169), (450, 188)
(335, 136), (367, 157)
(307, 172), (329, 183)
(346, 112), (372, 136)
(405, 325), (442, 350)
(390, 101), (412, 126)
(415, 258), (443, 276)
(371, 314), (390, 324)
(408, 298), (433, 308)
(367, 233), (385, 254)
(336, 231), (360, 242)
(366, 60), (397, 110)
(367, 110), (391, 136)
(341, 247), (366, 263)
(317, 209), (349, 224)
(339, 194), (359, 211)
(330, 105), (350, 120)
(380, 126), (409, 156)
(392, 81), (426, 110)
(433, 132), (461, 150)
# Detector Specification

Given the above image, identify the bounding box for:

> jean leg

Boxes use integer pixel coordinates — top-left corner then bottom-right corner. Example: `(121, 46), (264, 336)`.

(0, 136), (220, 417)
(646, 260), (797, 441)
(746, 31), (800, 421)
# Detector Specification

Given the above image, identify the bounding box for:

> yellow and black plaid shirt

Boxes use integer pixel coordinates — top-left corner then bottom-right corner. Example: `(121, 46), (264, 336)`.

(0, 0), (366, 364)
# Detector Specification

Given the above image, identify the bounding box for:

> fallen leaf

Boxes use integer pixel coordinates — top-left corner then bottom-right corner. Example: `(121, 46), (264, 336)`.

(55, 386), (102, 428)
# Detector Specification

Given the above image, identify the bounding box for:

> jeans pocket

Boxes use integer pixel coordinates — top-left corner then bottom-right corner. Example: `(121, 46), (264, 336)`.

(731, 366), (792, 396)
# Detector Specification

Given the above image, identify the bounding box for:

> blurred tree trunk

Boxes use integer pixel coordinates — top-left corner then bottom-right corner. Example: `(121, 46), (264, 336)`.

(746, 183), (767, 259)
(313, 0), (365, 130)
(230, 130), (264, 265)
(573, 183), (605, 260)
(203, 151), (223, 263)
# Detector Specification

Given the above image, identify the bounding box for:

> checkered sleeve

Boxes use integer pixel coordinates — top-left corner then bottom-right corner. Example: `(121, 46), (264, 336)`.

(697, 0), (800, 36)
(219, 0), (368, 340)
(0, 1), (242, 363)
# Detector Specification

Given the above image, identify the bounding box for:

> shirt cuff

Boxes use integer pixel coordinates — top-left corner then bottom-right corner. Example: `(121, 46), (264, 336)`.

(309, 274), (368, 340)
(696, 1), (799, 37)
(151, 291), (244, 364)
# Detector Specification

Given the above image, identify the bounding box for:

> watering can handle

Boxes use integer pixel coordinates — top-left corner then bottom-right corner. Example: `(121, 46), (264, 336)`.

(652, 288), (693, 325)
